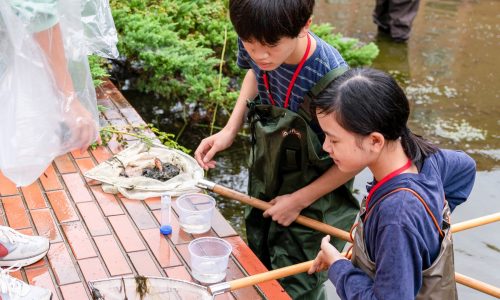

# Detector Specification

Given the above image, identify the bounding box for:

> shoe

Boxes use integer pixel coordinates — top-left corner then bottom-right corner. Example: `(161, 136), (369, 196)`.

(0, 226), (49, 267)
(0, 266), (52, 300)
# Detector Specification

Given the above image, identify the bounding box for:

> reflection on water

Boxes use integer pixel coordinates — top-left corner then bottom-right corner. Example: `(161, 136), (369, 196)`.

(121, 0), (498, 298)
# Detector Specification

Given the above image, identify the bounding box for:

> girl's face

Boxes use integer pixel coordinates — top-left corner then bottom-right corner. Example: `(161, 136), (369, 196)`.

(241, 37), (299, 71)
(317, 111), (374, 173)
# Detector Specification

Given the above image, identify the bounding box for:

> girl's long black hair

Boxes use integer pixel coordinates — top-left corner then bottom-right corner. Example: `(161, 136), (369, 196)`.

(314, 68), (437, 164)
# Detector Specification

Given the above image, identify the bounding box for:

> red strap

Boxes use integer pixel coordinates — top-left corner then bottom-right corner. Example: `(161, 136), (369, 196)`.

(263, 33), (311, 108)
(365, 159), (412, 210)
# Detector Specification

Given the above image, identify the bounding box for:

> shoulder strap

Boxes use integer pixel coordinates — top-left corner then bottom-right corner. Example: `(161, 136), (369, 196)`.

(364, 187), (444, 238)
(300, 65), (349, 122)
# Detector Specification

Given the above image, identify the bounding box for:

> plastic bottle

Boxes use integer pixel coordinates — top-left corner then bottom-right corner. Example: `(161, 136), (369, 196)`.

(160, 194), (173, 235)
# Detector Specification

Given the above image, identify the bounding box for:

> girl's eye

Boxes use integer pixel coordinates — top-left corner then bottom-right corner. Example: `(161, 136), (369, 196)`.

(330, 139), (338, 144)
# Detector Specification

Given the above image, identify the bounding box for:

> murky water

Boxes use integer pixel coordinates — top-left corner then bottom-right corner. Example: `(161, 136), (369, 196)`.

(119, 0), (499, 298)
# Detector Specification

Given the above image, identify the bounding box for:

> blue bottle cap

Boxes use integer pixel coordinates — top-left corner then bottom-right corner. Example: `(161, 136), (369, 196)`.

(160, 225), (172, 235)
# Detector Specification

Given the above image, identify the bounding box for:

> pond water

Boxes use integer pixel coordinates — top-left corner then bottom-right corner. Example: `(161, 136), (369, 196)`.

(117, 0), (499, 298)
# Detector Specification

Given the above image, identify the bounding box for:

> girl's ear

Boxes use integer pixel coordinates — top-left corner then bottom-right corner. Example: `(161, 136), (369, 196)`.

(368, 132), (385, 153)
(299, 18), (313, 37)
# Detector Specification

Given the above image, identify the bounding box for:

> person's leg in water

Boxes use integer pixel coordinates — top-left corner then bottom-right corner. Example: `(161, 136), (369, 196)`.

(374, 0), (421, 42)
(0, 226), (52, 299)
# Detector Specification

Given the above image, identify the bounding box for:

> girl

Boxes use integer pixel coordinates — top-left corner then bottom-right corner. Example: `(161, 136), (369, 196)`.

(307, 68), (476, 299)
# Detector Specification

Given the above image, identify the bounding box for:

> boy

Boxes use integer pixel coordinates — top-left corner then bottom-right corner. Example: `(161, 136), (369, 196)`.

(195, 1), (359, 298)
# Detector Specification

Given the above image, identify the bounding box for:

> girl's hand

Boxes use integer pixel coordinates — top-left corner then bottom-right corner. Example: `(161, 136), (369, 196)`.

(263, 193), (304, 226)
(308, 235), (347, 274)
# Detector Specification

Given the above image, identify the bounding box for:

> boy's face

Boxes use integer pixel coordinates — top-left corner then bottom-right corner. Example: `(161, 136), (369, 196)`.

(241, 36), (300, 71)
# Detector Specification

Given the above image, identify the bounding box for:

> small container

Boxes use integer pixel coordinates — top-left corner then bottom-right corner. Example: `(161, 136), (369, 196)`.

(159, 194), (172, 235)
(188, 237), (232, 284)
(176, 193), (215, 234)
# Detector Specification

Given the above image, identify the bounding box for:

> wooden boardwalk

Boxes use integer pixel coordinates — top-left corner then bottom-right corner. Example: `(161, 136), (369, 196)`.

(0, 80), (291, 300)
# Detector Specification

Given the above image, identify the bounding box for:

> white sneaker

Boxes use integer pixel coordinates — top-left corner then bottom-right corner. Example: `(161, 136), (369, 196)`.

(0, 226), (49, 267)
(0, 266), (52, 300)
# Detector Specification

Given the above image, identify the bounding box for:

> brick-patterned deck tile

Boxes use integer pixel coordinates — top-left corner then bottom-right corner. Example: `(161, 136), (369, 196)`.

(77, 202), (111, 236)
(90, 146), (113, 164)
(120, 197), (157, 230)
(102, 107), (122, 120)
(71, 150), (90, 159)
(78, 257), (108, 282)
(91, 186), (123, 216)
(54, 155), (77, 174)
(60, 282), (88, 300)
(120, 107), (146, 125)
(94, 235), (132, 276)
(21, 182), (47, 209)
(96, 93), (116, 108)
(62, 222), (97, 260)
(46, 191), (79, 223)
(40, 164), (63, 191)
(152, 210), (193, 245)
(164, 265), (193, 282)
(128, 251), (162, 276)
(9, 269), (23, 280)
(144, 197), (161, 210)
(31, 209), (62, 243)
(62, 173), (93, 203)
(47, 242), (81, 285)
(74, 158), (99, 184)
(225, 236), (290, 300)
(0, 172), (18, 196)
(25, 266), (61, 300)
(140, 228), (182, 268)
(211, 209), (238, 238)
(109, 215), (146, 252)
(2, 195), (30, 229)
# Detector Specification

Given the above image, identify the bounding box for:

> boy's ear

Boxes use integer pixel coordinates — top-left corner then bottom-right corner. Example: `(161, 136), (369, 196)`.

(299, 18), (313, 37)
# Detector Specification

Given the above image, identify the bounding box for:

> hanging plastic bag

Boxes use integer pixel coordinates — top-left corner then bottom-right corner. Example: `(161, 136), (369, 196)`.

(0, 0), (99, 186)
(81, 0), (119, 58)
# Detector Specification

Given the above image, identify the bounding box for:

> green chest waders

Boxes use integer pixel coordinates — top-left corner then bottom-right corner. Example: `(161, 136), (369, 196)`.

(246, 67), (359, 299)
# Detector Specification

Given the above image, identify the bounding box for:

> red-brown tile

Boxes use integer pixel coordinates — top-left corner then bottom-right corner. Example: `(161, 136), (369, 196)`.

(94, 235), (132, 276)
(77, 202), (110, 236)
(90, 146), (112, 164)
(109, 215), (146, 252)
(31, 209), (62, 243)
(40, 164), (63, 191)
(62, 222), (97, 259)
(9, 270), (23, 280)
(140, 228), (182, 268)
(62, 173), (93, 203)
(0, 172), (19, 196)
(74, 158), (98, 184)
(25, 266), (60, 300)
(225, 236), (290, 300)
(47, 242), (81, 285)
(46, 191), (79, 223)
(128, 251), (162, 276)
(21, 182), (47, 209)
(3, 195), (30, 229)
(78, 257), (108, 282)
(54, 155), (77, 174)
(60, 282), (88, 300)
(103, 107), (122, 120)
(120, 197), (157, 230)
(91, 186), (123, 216)
(144, 197), (161, 210)
(211, 209), (237, 238)
(119, 107), (146, 125)
(165, 265), (193, 282)
(224, 258), (262, 299)
(71, 150), (91, 159)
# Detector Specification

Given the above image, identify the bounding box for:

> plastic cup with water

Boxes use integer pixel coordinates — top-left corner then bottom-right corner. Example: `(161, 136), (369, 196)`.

(188, 237), (232, 284)
(176, 193), (215, 234)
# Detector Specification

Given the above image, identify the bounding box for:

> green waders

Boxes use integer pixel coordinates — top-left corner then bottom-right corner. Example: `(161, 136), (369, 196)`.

(246, 67), (359, 299)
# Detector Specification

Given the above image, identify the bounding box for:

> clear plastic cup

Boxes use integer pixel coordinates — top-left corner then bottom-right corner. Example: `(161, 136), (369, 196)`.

(188, 237), (232, 284)
(176, 193), (215, 234)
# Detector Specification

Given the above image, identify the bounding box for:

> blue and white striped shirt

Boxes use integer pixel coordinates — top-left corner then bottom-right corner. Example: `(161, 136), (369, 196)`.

(237, 32), (347, 112)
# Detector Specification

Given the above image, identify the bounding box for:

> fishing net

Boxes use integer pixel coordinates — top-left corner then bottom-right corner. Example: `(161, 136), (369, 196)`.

(84, 142), (204, 199)
(89, 276), (213, 300)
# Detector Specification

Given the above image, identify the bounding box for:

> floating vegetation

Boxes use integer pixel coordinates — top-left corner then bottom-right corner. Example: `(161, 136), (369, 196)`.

(467, 149), (500, 161)
(405, 76), (458, 104)
(425, 118), (487, 144)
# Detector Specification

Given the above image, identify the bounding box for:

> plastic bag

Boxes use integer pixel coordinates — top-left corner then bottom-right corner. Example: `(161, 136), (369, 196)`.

(81, 0), (119, 58)
(0, 0), (99, 186)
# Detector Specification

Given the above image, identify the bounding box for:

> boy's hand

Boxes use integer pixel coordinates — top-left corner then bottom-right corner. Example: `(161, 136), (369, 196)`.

(263, 193), (304, 226)
(194, 129), (236, 170)
(63, 100), (99, 153)
(308, 235), (347, 274)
